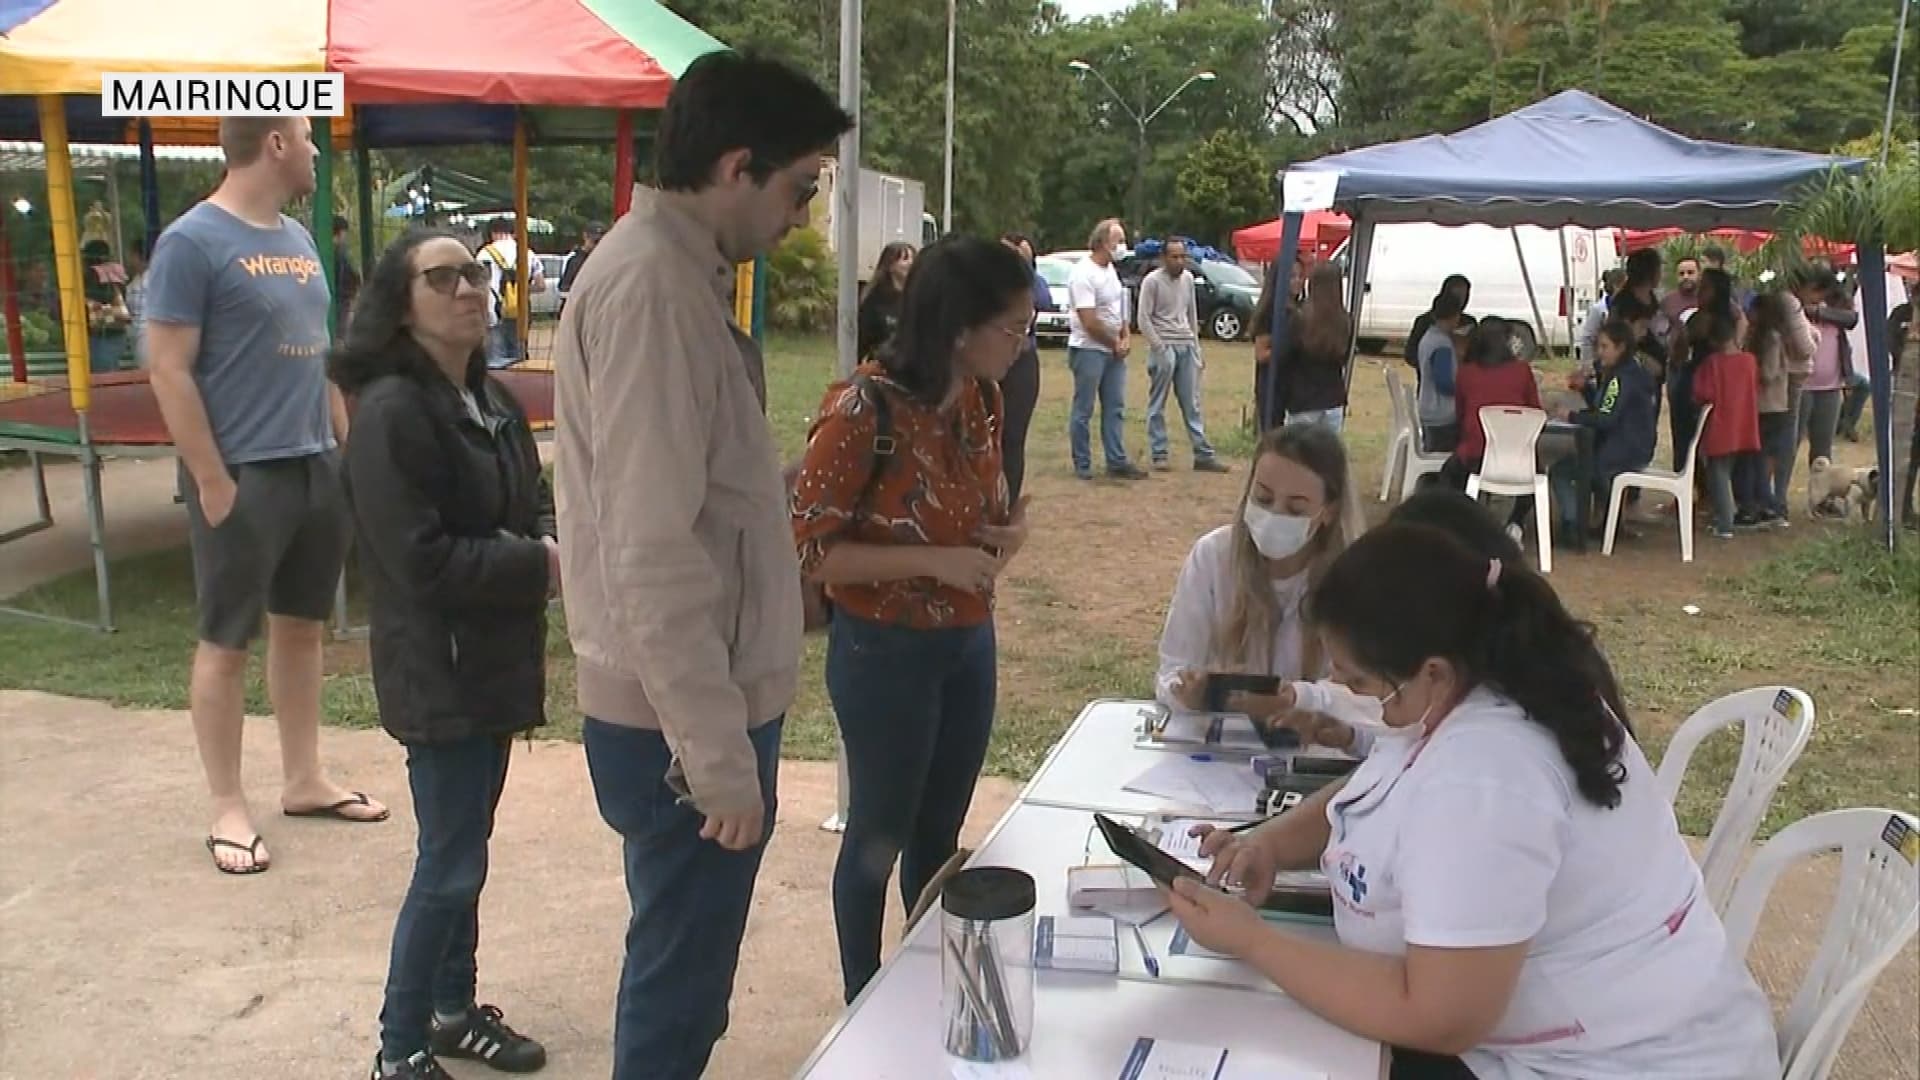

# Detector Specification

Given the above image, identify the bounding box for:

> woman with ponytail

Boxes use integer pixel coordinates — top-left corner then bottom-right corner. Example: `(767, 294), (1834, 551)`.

(1161, 524), (1778, 1080)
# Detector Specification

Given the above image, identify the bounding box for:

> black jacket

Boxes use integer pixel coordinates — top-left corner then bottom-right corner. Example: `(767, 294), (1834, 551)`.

(1575, 356), (1659, 477)
(857, 286), (902, 363)
(1277, 326), (1349, 414)
(343, 371), (554, 745)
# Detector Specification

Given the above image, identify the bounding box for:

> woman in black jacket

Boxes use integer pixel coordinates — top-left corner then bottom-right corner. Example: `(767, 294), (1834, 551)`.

(856, 241), (915, 362)
(330, 229), (556, 1080)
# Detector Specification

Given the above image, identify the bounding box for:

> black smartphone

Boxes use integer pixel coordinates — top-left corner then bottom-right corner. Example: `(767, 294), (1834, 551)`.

(1093, 813), (1204, 888)
(1203, 673), (1282, 714)
(1290, 756), (1361, 778)
(1259, 886), (1336, 919)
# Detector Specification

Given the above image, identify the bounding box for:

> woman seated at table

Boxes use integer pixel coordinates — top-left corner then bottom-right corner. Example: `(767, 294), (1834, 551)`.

(1551, 313), (1658, 540)
(1440, 320), (1542, 533)
(1155, 423), (1362, 727)
(1164, 525), (1780, 1080)
(791, 236), (1034, 1004)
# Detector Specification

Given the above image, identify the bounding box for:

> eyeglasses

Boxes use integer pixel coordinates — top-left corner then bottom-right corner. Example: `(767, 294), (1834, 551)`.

(794, 178), (820, 210)
(417, 262), (489, 295)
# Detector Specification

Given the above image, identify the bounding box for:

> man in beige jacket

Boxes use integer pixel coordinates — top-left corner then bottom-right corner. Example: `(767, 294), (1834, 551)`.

(552, 52), (851, 1080)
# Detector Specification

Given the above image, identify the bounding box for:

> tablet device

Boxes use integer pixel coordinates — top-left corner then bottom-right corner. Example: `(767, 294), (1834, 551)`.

(1259, 885), (1336, 919)
(1203, 673), (1282, 714)
(1093, 813), (1204, 888)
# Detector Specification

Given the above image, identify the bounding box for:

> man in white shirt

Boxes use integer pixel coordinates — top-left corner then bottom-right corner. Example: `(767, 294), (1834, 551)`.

(1067, 218), (1146, 480)
(1138, 238), (1228, 473)
(476, 218), (546, 368)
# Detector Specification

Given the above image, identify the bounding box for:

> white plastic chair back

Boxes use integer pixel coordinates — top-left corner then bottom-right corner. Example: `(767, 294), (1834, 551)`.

(1396, 382), (1451, 500)
(1720, 808), (1920, 1080)
(1601, 403), (1713, 563)
(1677, 401), (1712, 482)
(1656, 687), (1816, 911)
(1385, 366), (1410, 434)
(1380, 367), (1414, 501)
(1475, 406), (1547, 490)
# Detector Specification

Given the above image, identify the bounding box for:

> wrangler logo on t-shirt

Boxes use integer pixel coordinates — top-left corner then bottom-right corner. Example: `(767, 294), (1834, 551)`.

(236, 253), (324, 285)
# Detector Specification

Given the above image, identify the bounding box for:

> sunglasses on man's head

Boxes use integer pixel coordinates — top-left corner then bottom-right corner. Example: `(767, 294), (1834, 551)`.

(417, 262), (490, 295)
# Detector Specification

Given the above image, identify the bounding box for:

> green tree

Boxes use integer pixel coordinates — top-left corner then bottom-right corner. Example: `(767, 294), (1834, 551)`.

(1176, 129), (1274, 246)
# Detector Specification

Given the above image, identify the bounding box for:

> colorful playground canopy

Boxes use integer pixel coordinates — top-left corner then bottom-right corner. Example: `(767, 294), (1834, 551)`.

(0, 0), (724, 142)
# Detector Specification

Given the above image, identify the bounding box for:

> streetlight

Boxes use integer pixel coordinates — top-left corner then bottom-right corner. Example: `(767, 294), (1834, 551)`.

(1068, 60), (1215, 233)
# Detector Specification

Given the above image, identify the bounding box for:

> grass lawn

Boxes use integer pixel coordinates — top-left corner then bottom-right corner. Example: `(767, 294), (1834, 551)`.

(2, 332), (1915, 839)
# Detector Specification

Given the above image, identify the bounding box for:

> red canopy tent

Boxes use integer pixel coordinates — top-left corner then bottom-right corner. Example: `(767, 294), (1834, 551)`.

(1232, 210), (1350, 264)
(1620, 227), (1857, 263)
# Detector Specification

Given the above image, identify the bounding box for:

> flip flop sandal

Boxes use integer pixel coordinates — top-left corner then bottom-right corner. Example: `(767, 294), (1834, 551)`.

(283, 791), (390, 823)
(206, 834), (269, 875)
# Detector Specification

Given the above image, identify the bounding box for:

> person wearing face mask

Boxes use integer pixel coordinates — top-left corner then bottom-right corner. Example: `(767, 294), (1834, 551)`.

(1162, 525), (1779, 1080)
(791, 236), (1035, 1003)
(1156, 423), (1364, 726)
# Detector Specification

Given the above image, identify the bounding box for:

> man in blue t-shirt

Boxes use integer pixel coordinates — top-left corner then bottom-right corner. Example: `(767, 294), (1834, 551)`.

(145, 116), (387, 878)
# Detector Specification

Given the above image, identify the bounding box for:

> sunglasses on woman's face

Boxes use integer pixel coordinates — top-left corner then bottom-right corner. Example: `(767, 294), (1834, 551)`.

(417, 262), (490, 296)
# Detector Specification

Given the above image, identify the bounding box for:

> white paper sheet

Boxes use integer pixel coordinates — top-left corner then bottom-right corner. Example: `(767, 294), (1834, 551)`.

(1122, 758), (1264, 815)
(1116, 1037), (1328, 1080)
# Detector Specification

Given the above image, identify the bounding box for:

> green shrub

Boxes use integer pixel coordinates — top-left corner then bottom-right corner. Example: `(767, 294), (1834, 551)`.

(766, 227), (837, 333)
(20, 311), (56, 351)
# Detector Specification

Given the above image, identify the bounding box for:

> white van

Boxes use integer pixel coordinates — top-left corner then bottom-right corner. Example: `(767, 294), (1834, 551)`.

(1340, 223), (1620, 357)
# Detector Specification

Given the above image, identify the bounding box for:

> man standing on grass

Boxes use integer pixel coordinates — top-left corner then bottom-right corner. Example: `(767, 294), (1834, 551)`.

(1068, 218), (1145, 480)
(552, 53), (851, 1080)
(1138, 238), (1228, 474)
(146, 116), (387, 877)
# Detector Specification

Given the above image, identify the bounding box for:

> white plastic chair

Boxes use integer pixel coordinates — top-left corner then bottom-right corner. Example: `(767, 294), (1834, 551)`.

(1720, 808), (1920, 1080)
(1396, 382), (1451, 500)
(1380, 367), (1414, 501)
(1656, 686), (1816, 913)
(1465, 405), (1554, 574)
(1602, 403), (1711, 563)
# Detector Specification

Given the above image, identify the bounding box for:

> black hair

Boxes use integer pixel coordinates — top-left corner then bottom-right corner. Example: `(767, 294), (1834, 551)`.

(332, 214), (349, 232)
(1674, 253), (1701, 271)
(1623, 248), (1662, 288)
(654, 52), (854, 193)
(1698, 266), (1735, 314)
(882, 235), (1032, 405)
(1000, 232), (1036, 266)
(1441, 273), (1471, 300)
(1464, 316), (1516, 366)
(1386, 490), (1522, 563)
(1597, 318), (1638, 361)
(1699, 244), (1728, 268)
(1432, 289), (1466, 321)
(328, 229), (484, 396)
(486, 218), (512, 238)
(1309, 524), (1632, 808)
(863, 241), (915, 305)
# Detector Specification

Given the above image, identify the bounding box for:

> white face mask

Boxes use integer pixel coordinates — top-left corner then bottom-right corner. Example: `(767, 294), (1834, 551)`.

(1242, 503), (1316, 561)
(1347, 680), (1433, 741)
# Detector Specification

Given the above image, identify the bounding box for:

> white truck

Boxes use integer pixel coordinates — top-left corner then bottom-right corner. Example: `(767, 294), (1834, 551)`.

(812, 159), (935, 283)
(1341, 223), (1622, 358)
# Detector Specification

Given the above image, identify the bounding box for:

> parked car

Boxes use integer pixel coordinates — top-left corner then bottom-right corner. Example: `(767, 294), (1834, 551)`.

(1114, 252), (1261, 341)
(1034, 257), (1074, 345)
(530, 253), (567, 318)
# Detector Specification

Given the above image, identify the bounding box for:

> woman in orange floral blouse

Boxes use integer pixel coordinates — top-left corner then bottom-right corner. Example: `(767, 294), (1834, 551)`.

(791, 236), (1034, 1001)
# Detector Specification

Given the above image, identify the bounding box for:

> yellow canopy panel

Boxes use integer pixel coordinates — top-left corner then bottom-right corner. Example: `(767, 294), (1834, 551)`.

(0, 0), (327, 96)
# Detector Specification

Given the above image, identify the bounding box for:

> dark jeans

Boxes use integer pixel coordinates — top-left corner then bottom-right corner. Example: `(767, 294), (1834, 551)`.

(1668, 368), (1699, 470)
(1799, 387), (1843, 467)
(1706, 453), (1765, 531)
(379, 735), (514, 1063)
(826, 612), (997, 1002)
(1733, 450), (1770, 516)
(1839, 371), (1871, 439)
(1760, 408), (1796, 515)
(584, 716), (783, 1080)
(1000, 347), (1040, 503)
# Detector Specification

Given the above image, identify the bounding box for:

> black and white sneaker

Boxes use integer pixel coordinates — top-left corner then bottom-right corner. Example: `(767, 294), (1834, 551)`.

(430, 1004), (547, 1073)
(370, 1051), (453, 1080)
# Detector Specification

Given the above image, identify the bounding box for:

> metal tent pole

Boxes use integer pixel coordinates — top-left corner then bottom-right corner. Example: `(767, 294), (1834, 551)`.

(825, 0), (864, 833)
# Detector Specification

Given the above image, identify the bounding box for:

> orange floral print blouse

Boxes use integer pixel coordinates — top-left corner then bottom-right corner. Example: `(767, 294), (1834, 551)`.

(791, 364), (1009, 629)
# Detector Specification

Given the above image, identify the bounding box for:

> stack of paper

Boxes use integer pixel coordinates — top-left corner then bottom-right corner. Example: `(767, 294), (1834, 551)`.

(1115, 1037), (1327, 1080)
(1138, 712), (1268, 753)
(1032, 915), (1120, 974)
(1122, 758), (1265, 815)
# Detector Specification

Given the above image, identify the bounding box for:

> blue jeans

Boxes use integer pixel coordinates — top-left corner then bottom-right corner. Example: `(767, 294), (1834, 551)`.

(827, 613), (996, 1001)
(379, 735), (514, 1062)
(1068, 346), (1131, 474)
(1146, 344), (1216, 463)
(1839, 371), (1871, 438)
(584, 716), (783, 1080)
(1760, 409), (1796, 515)
(487, 320), (522, 369)
(1288, 406), (1346, 433)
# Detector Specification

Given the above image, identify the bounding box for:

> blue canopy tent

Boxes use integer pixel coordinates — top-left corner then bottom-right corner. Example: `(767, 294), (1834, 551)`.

(1260, 90), (1894, 545)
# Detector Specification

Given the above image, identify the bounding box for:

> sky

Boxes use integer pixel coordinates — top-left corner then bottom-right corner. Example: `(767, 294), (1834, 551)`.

(1055, 0), (1147, 21)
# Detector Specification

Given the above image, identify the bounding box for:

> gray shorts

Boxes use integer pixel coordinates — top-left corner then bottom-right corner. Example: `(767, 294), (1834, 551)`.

(182, 451), (349, 650)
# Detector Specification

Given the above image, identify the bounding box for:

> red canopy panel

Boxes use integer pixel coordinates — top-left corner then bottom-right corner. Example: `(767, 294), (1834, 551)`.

(1620, 227), (1856, 264)
(1232, 211), (1351, 264)
(329, 0), (677, 108)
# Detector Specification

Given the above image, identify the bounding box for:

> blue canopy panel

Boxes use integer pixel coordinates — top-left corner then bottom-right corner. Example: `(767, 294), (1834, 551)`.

(1286, 91), (1864, 231)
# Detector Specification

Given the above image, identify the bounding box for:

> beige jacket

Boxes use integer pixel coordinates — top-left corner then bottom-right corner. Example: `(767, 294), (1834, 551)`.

(553, 186), (802, 816)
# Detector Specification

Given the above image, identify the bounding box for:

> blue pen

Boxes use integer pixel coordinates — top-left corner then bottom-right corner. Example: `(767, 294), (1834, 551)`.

(1129, 921), (1160, 977)
(1189, 753), (1214, 763)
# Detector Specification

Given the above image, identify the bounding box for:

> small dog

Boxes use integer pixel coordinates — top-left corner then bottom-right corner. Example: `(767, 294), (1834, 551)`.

(1807, 457), (1880, 520)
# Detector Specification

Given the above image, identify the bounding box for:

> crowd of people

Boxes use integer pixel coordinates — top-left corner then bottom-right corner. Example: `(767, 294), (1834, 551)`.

(123, 45), (1917, 1080)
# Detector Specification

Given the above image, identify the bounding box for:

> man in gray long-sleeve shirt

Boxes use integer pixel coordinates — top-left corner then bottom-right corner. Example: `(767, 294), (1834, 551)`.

(1139, 239), (1227, 472)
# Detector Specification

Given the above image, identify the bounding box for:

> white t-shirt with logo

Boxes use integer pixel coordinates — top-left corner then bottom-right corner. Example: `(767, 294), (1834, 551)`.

(1067, 257), (1126, 353)
(1320, 688), (1779, 1079)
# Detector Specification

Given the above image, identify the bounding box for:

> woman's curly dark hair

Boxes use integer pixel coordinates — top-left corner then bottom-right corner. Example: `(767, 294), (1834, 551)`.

(327, 228), (484, 396)
(1309, 523), (1632, 808)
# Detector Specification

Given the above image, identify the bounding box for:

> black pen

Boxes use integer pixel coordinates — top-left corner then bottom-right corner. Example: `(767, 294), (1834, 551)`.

(1229, 819), (1265, 833)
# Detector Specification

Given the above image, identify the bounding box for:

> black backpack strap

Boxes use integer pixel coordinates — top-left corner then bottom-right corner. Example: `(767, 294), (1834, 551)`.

(847, 373), (898, 516)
